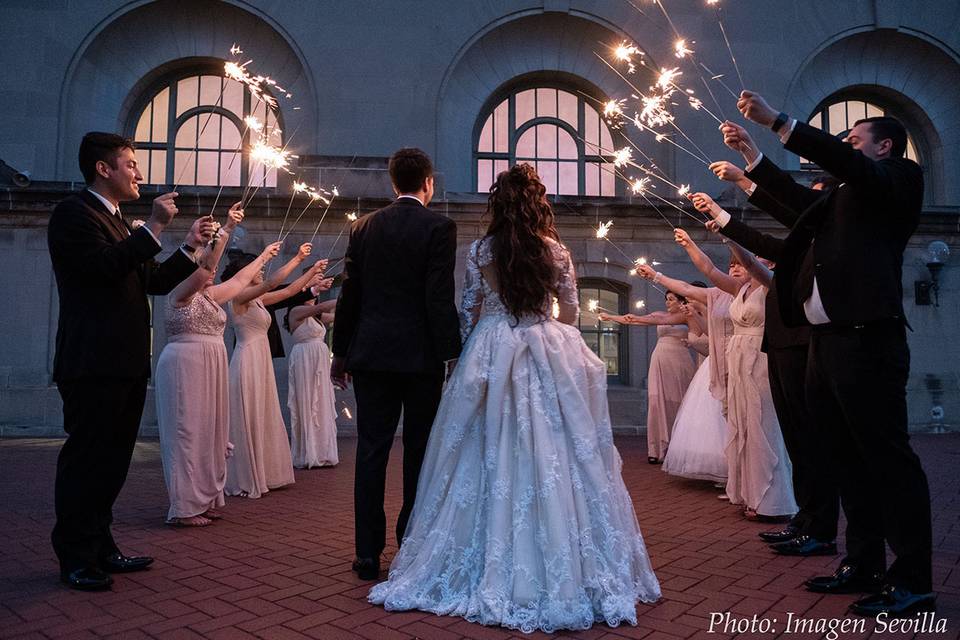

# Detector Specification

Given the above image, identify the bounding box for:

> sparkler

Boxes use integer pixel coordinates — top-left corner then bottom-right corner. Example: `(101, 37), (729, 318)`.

(307, 186), (339, 244)
(674, 39), (694, 59)
(635, 300), (647, 310)
(709, 0), (746, 91)
(325, 210), (358, 260)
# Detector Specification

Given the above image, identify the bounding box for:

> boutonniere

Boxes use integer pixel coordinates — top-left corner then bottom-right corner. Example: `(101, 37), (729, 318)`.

(130, 219), (145, 230)
(209, 221), (223, 246)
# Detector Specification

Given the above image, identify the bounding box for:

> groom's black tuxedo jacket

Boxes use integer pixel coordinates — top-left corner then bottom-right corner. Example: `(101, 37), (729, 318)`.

(745, 122), (922, 328)
(333, 198), (461, 374)
(47, 190), (197, 382)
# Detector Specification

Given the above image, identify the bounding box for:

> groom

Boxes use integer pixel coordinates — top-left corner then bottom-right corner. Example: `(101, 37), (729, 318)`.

(331, 148), (461, 580)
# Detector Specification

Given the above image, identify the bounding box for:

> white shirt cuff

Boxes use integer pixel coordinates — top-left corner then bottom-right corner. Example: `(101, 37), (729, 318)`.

(715, 208), (732, 228)
(745, 182), (757, 196)
(745, 152), (764, 173)
(779, 118), (796, 144)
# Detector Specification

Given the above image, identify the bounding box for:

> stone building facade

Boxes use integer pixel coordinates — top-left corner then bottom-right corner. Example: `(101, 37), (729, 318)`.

(1, 0), (958, 434)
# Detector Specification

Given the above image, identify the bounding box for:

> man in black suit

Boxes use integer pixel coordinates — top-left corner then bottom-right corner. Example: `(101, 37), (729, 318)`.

(47, 132), (212, 591)
(331, 148), (461, 580)
(692, 171), (840, 558)
(722, 94), (934, 616)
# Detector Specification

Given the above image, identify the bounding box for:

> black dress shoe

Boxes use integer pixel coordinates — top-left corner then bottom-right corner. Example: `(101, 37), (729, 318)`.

(100, 552), (154, 573)
(351, 557), (380, 581)
(771, 535), (838, 557)
(849, 585), (936, 617)
(804, 564), (883, 594)
(758, 526), (798, 544)
(61, 567), (113, 591)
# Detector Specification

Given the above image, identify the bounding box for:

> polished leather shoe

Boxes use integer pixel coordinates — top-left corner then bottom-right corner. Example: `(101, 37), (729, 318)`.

(61, 567), (113, 591)
(758, 525), (798, 544)
(849, 585), (936, 617)
(771, 535), (838, 557)
(351, 557), (380, 581)
(100, 552), (154, 573)
(804, 564), (883, 594)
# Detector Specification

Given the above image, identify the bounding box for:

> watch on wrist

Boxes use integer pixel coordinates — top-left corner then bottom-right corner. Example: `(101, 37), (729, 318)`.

(180, 243), (197, 254)
(771, 112), (789, 133)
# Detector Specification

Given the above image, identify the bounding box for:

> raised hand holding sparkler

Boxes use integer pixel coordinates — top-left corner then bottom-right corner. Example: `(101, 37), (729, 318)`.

(736, 90), (780, 127)
(720, 120), (760, 163)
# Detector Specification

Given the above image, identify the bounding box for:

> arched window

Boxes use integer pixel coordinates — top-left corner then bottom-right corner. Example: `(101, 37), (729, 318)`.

(577, 281), (627, 384)
(475, 87), (617, 196)
(807, 98), (919, 164)
(131, 71), (280, 187)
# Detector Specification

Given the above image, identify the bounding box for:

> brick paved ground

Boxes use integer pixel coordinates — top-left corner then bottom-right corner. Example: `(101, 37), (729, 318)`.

(0, 435), (957, 640)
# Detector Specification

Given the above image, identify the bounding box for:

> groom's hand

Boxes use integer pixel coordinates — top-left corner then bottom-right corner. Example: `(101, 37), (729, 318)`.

(331, 356), (351, 390)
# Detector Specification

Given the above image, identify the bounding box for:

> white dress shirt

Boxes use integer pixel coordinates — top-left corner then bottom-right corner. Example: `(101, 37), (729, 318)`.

(396, 194), (425, 206)
(87, 188), (200, 262)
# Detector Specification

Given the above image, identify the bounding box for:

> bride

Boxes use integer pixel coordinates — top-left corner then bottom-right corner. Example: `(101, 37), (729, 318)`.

(368, 163), (660, 633)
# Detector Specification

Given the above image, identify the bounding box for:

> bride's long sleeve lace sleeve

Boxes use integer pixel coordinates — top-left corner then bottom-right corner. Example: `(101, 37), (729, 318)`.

(555, 246), (579, 325)
(459, 240), (484, 343)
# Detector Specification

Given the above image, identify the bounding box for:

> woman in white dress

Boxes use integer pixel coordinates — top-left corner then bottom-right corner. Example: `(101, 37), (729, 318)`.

(369, 163), (660, 633)
(285, 296), (338, 468)
(156, 205), (281, 526)
(597, 292), (695, 464)
(224, 245), (327, 499)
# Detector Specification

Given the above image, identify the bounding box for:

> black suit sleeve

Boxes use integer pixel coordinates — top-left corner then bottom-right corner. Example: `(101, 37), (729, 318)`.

(719, 217), (785, 263)
(748, 186), (799, 227)
(332, 222), (361, 359)
(424, 218), (462, 362)
(48, 204), (161, 281)
(784, 121), (921, 205)
(745, 155), (822, 227)
(144, 250), (198, 295)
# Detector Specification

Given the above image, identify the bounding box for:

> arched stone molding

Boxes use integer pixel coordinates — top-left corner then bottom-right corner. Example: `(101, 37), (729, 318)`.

(783, 29), (960, 206)
(56, 0), (317, 182)
(435, 9), (675, 194)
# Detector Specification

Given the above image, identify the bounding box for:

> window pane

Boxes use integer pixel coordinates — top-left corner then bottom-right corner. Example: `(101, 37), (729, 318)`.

(558, 161), (578, 196)
(174, 150), (196, 185)
(220, 150), (241, 186)
(221, 118), (241, 149)
(828, 102), (846, 135)
(150, 150), (167, 184)
(493, 159), (509, 177)
(198, 113), (221, 148)
(152, 88), (169, 143)
(601, 163), (615, 196)
(585, 161), (600, 196)
(494, 100), (509, 153)
(585, 104), (600, 147)
(516, 127), (536, 158)
(536, 88), (557, 118)
(223, 78), (244, 115)
(200, 75), (222, 106)
(177, 76), (198, 116)
(906, 136), (918, 163)
(478, 115), (493, 153)
(558, 128), (577, 159)
(196, 150), (219, 185)
(600, 333), (620, 375)
(536, 124), (557, 158)
(175, 115), (198, 147)
(848, 100), (867, 123)
(516, 90), (535, 127)
(536, 161), (557, 195)
(558, 90), (578, 127)
(600, 121), (613, 151)
(477, 159), (492, 193)
(265, 166), (278, 188)
(809, 111), (822, 130)
(135, 103), (151, 142)
(600, 288), (619, 312)
(867, 103), (883, 119)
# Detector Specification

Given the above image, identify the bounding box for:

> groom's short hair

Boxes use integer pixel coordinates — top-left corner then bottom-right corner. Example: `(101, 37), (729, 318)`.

(389, 148), (433, 193)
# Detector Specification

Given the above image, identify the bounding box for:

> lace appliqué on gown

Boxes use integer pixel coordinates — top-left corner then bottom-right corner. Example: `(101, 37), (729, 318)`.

(370, 236), (660, 633)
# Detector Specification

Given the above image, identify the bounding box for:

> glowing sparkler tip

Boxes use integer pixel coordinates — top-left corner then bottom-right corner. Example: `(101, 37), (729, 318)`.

(292, 181), (309, 193)
(614, 41), (640, 62)
(342, 406), (353, 419)
(657, 67), (683, 90)
(243, 115), (264, 131)
(229, 43), (243, 56)
(635, 300), (646, 309)
(595, 220), (614, 239)
(346, 211), (358, 222)
(587, 299), (600, 312)
(677, 184), (691, 197)
(674, 39), (694, 59)
(631, 177), (652, 195)
(331, 187), (340, 197)
(612, 147), (633, 168)
(628, 268), (638, 276)
(603, 99), (625, 120)
(635, 256), (649, 266)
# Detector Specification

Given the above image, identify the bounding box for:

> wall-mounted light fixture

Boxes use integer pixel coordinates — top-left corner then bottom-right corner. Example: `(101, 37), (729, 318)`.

(915, 240), (949, 306)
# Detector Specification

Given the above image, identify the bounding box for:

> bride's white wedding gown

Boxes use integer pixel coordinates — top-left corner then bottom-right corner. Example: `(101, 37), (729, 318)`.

(368, 237), (660, 633)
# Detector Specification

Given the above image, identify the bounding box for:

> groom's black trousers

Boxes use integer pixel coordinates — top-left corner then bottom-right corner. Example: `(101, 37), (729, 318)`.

(52, 376), (147, 573)
(352, 370), (444, 560)
(806, 322), (932, 593)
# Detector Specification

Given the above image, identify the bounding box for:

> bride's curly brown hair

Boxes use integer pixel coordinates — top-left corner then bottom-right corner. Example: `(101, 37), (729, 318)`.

(484, 163), (562, 322)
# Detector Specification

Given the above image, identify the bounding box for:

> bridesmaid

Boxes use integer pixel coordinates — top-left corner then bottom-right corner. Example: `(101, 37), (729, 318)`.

(599, 291), (695, 463)
(156, 204), (281, 526)
(285, 292), (339, 468)
(224, 244), (327, 498)
(670, 229), (797, 519)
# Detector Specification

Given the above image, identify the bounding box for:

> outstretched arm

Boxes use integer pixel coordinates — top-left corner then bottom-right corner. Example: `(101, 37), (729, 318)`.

(635, 264), (708, 304)
(206, 242), (282, 305)
(691, 192), (785, 262)
(169, 203), (245, 306)
(598, 311), (687, 326)
(726, 240), (773, 288)
(233, 243), (312, 306)
(261, 258), (328, 307)
(673, 228), (742, 296)
(288, 296), (337, 327)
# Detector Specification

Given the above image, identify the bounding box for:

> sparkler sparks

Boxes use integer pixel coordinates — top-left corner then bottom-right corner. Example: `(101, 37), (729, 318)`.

(635, 300), (647, 310)
(229, 43), (243, 56)
(677, 184), (691, 197)
(603, 98), (626, 120)
(595, 220), (614, 239)
(346, 211), (358, 222)
(588, 299), (599, 313)
(657, 67), (683, 91)
(674, 39), (694, 59)
(631, 177), (653, 195)
(250, 141), (291, 172)
(612, 147), (633, 168)
(614, 41), (641, 73)
(243, 115), (264, 132)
